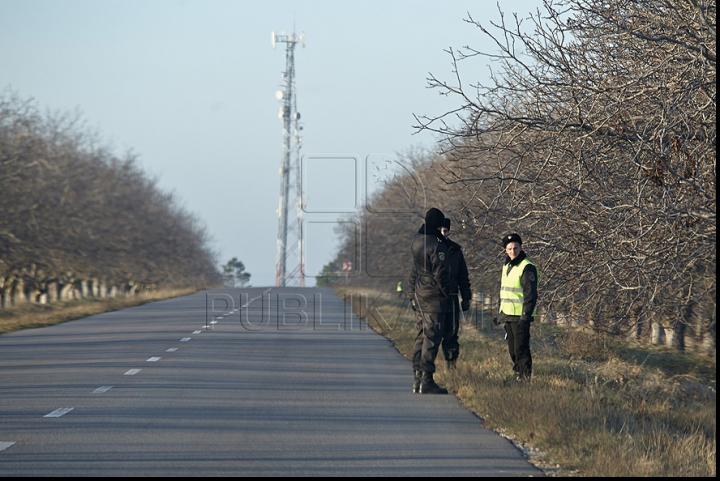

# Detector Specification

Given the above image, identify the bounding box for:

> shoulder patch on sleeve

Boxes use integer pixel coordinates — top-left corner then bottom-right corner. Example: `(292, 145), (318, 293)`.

(438, 252), (445, 262)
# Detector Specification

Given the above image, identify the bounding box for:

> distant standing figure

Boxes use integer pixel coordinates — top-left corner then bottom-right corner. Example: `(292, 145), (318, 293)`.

(499, 233), (538, 381)
(396, 281), (403, 298)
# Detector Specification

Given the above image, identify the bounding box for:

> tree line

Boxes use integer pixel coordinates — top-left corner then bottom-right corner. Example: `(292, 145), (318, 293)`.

(0, 89), (221, 307)
(327, 0), (715, 352)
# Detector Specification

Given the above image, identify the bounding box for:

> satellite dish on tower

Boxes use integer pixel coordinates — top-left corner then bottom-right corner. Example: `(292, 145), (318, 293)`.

(275, 90), (283, 100)
(271, 31), (276, 49)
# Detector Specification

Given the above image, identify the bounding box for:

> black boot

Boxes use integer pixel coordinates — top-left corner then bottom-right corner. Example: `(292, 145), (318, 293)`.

(419, 371), (448, 394)
(446, 359), (457, 370)
(412, 370), (422, 393)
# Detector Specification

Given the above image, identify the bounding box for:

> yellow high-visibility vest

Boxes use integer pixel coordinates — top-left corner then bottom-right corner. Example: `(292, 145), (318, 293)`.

(500, 258), (537, 316)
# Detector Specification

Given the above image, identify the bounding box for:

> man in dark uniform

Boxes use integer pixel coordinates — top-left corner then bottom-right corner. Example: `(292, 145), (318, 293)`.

(498, 233), (538, 381)
(407, 207), (451, 394)
(439, 218), (472, 369)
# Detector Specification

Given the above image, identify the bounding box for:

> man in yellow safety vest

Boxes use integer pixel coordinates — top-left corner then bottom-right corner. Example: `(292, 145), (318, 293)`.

(499, 233), (538, 381)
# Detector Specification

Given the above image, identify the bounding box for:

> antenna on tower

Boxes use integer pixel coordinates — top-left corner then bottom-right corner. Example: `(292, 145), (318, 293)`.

(272, 30), (306, 288)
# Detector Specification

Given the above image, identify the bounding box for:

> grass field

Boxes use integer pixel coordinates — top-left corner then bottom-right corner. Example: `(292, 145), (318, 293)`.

(336, 286), (716, 477)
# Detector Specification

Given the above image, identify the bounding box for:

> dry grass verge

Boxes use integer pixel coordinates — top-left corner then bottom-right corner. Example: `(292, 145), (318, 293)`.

(0, 287), (206, 335)
(336, 286), (716, 477)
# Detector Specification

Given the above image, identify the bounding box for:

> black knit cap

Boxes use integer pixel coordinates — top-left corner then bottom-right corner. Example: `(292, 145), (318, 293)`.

(502, 233), (522, 247)
(425, 207), (445, 231)
(442, 218), (451, 230)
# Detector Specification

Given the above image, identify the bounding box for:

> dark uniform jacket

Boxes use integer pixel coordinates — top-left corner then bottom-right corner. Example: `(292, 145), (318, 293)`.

(499, 250), (538, 322)
(410, 237), (471, 311)
(445, 238), (471, 307)
(407, 224), (452, 313)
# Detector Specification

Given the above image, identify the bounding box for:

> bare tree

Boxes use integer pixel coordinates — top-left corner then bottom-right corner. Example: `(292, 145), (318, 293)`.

(410, 0), (715, 349)
(0, 89), (221, 307)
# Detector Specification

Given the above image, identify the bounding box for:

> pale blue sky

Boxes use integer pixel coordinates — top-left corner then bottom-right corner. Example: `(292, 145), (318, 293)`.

(0, 0), (540, 286)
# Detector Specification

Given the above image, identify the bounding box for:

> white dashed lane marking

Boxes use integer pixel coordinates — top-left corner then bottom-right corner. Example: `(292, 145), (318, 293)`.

(0, 442), (16, 452)
(28, 292), (277, 430)
(44, 408), (74, 418)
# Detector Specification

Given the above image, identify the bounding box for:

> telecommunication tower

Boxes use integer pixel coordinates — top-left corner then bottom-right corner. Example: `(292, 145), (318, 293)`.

(272, 30), (305, 287)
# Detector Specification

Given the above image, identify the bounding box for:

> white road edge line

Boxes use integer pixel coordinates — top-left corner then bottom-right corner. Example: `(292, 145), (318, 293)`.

(147, 357), (161, 362)
(166, 347), (178, 352)
(125, 369), (141, 375)
(92, 386), (113, 394)
(180, 337), (191, 342)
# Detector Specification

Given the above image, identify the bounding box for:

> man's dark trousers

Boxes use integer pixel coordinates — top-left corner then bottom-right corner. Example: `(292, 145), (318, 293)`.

(441, 301), (460, 362)
(504, 319), (532, 378)
(412, 310), (444, 373)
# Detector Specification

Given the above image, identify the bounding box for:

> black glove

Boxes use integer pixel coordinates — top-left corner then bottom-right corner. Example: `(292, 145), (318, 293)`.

(411, 298), (417, 311)
(461, 299), (470, 312)
(492, 317), (499, 326)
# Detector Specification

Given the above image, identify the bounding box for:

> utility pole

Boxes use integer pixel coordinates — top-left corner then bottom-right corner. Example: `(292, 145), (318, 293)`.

(272, 30), (305, 287)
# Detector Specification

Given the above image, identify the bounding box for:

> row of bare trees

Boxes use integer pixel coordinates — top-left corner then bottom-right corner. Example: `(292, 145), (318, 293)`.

(330, 0), (715, 352)
(0, 89), (221, 307)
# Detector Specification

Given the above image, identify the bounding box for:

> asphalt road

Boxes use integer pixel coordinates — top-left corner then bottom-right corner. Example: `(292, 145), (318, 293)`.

(0, 287), (543, 476)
